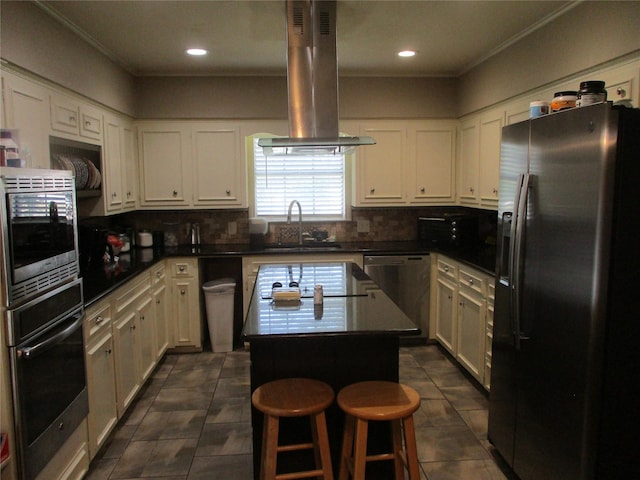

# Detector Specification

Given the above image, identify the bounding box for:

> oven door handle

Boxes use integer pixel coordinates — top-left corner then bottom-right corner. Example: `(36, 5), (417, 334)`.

(18, 312), (85, 359)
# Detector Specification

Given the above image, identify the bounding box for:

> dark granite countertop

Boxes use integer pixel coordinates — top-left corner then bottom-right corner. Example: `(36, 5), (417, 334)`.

(81, 241), (496, 307)
(242, 262), (420, 339)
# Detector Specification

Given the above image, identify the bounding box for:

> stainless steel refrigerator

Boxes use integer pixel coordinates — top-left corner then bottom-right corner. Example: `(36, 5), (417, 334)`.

(488, 102), (640, 480)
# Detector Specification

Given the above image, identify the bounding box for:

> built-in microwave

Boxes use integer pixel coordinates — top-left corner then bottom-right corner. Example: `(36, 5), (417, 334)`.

(417, 213), (479, 249)
(1, 167), (79, 305)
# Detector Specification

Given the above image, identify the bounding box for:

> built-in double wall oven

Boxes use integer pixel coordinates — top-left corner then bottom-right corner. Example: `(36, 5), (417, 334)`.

(1, 167), (87, 480)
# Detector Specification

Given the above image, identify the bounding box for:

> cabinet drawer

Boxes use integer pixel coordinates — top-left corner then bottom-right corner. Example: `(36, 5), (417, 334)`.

(151, 262), (166, 284)
(459, 269), (484, 295)
(80, 107), (103, 140)
(113, 273), (151, 314)
(85, 300), (112, 341)
(437, 258), (457, 281)
(173, 260), (196, 277)
(50, 95), (80, 134)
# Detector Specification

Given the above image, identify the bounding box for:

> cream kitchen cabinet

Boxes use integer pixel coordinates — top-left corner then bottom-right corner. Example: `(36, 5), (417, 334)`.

(433, 256), (458, 353)
(431, 254), (494, 387)
(168, 258), (202, 351)
(484, 282), (495, 390)
(351, 120), (456, 206)
(1, 70), (50, 169)
(102, 113), (137, 214)
(192, 124), (246, 207)
(50, 93), (103, 143)
(151, 262), (169, 359)
(136, 295), (156, 382)
(477, 109), (504, 209)
(457, 117), (479, 205)
(84, 299), (117, 459)
(352, 122), (407, 205)
(138, 123), (192, 207)
(242, 253), (364, 317)
(408, 121), (457, 204)
(456, 267), (488, 382)
(111, 273), (152, 415)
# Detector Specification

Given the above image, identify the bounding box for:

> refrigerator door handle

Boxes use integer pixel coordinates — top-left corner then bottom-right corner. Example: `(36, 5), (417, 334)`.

(512, 173), (531, 349)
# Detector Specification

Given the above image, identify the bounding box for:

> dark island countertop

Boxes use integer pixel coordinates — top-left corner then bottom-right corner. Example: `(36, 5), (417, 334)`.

(242, 262), (420, 339)
(81, 241), (496, 307)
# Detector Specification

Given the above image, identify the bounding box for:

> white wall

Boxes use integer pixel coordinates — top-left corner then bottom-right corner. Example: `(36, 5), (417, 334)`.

(458, 1), (640, 115)
(0, 1), (136, 116)
(133, 75), (458, 119)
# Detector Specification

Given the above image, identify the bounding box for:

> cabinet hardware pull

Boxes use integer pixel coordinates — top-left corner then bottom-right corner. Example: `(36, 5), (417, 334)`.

(180, 289), (186, 295)
(617, 87), (626, 97)
(469, 279), (474, 284)
(156, 299), (160, 304)
(226, 189), (231, 195)
(420, 187), (425, 193)
(140, 315), (145, 321)
(131, 325), (136, 330)
(106, 349), (112, 354)
(172, 190), (178, 196)
(370, 187), (375, 193)
(96, 316), (104, 324)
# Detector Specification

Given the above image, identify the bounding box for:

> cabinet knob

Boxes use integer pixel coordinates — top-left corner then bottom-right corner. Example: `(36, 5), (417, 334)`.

(69, 115), (76, 122)
(420, 187), (425, 193)
(140, 315), (145, 321)
(469, 187), (475, 194)
(96, 316), (104, 324)
(226, 189), (231, 195)
(172, 190), (178, 197)
(156, 271), (162, 278)
(127, 191), (132, 197)
(85, 120), (91, 127)
(469, 278), (474, 285)
(617, 87), (626, 97)
(156, 298), (160, 305)
(370, 187), (375, 194)
(179, 265), (185, 272)
(444, 266), (449, 272)
(180, 289), (186, 295)
(105, 348), (112, 355)
(112, 192), (117, 198)
(130, 325), (136, 330)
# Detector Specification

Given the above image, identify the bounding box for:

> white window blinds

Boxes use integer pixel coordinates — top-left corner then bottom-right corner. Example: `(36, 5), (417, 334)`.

(253, 138), (346, 219)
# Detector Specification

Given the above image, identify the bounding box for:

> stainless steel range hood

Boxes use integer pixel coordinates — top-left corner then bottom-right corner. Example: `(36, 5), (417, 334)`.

(258, 0), (375, 154)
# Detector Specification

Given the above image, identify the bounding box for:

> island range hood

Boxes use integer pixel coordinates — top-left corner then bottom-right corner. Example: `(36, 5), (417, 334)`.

(258, 0), (375, 154)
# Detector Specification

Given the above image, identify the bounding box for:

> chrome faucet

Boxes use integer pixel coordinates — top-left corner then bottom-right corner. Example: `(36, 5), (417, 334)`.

(286, 200), (303, 245)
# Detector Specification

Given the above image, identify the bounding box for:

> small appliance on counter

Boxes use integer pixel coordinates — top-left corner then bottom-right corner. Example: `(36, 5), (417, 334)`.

(137, 230), (153, 248)
(417, 213), (479, 249)
(249, 217), (268, 249)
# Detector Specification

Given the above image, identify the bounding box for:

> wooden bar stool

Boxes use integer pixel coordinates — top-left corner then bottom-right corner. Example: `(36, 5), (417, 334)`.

(337, 381), (421, 480)
(252, 378), (335, 480)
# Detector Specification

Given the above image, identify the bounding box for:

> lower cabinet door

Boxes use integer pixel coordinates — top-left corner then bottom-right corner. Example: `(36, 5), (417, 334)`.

(85, 332), (118, 458)
(434, 278), (457, 355)
(456, 289), (485, 381)
(113, 311), (140, 416)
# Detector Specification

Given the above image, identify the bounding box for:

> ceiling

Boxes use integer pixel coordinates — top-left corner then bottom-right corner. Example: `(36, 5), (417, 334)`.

(37, 0), (576, 77)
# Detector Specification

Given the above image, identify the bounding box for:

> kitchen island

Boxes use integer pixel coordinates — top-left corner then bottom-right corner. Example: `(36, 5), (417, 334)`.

(242, 262), (420, 478)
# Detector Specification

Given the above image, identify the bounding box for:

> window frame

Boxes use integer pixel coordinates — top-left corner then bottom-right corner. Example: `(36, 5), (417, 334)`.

(247, 133), (353, 221)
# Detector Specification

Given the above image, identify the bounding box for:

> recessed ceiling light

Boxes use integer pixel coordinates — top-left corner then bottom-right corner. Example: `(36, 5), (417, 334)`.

(186, 48), (208, 56)
(398, 50), (416, 58)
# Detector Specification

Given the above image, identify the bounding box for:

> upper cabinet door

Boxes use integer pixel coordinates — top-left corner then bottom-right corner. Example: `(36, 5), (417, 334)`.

(2, 71), (50, 169)
(192, 124), (245, 207)
(458, 117), (479, 205)
(103, 114), (124, 211)
(354, 122), (406, 205)
(478, 109), (504, 208)
(138, 124), (191, 206)
(409, 120), (456, 204)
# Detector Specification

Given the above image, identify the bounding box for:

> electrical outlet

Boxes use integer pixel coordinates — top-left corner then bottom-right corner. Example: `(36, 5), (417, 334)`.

(357, 219), (370, 233)
(228, 221), (237, 235)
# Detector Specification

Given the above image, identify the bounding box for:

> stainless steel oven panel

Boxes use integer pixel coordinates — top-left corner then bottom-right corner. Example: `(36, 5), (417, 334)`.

(6, 281), (87, 480)
(1, 167), (79, 306)
(5, 278), (84, 347)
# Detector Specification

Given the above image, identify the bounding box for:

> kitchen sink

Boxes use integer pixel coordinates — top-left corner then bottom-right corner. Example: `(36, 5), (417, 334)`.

(262, 242), (342, 252)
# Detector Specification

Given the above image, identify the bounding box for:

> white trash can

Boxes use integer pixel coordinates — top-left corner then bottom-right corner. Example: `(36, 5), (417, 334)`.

(202, 278), (236, 352)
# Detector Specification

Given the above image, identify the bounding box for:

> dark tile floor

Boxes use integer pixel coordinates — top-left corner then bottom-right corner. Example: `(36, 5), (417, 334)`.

(85, 344), (513, 480)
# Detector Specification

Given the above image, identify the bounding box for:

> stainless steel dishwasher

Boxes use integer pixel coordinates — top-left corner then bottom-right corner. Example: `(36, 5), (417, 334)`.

(364, 255), (430, 342)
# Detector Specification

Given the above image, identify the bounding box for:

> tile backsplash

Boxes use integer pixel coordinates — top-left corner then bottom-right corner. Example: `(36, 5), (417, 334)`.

(104, 206), (494, 246)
